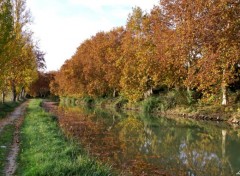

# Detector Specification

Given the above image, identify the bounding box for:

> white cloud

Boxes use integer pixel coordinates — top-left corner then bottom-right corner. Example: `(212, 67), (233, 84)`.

(27, 0), (159, 71)
(69, 0), (158, 11)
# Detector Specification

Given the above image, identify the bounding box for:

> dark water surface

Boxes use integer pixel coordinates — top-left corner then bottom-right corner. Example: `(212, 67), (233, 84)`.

(56, 104), (240, 176)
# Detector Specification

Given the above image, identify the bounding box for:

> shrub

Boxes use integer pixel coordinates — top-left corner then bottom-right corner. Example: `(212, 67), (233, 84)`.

(142, 97), (161, 113)
(142, 89), (198, 113)
(113, 97), (128, 109)
(82, 96), (94, 106)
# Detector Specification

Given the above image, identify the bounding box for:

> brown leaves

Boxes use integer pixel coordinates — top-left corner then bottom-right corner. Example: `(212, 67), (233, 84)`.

(51, 0), (239, 105)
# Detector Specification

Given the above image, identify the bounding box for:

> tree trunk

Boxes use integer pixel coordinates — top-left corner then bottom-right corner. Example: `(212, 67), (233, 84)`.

(186, 61), (191, 96)
(22, 88), (27, 99)
(221, 69), (228, 105)
(186, 86), (193, 104)
(20, 87), (25, 100)
(113, 89), (116, 98)
(2, 91), (5, 104)
(17, 94), (20, 101)
(11, 83), (17, 102)
(221, 84), (227, 105)
(144, 87), (153, 99)
(187, 86), (191, 95)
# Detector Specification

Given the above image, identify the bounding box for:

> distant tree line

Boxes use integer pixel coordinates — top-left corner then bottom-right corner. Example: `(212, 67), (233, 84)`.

(0, 0), (45, 103)
(50, 0), (240, 105)
(28, 71), (55, 98)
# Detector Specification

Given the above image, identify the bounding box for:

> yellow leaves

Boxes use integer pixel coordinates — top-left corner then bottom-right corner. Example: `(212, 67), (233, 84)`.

(117, 116), (145, 143)
(52, 0), (239, 106)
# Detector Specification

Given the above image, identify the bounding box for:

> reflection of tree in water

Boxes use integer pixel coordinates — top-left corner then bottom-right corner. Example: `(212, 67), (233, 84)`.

(117, 114), (238, 175)
(116, 116), (174, 175)
(146, 121), (237, 175)
(117, 116), (145, 158)
(225, 129), (240, 175)
(55, 103), (240, 176)
(179, 130), (232, 175)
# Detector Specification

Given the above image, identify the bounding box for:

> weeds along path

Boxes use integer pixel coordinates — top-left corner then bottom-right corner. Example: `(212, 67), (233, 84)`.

(0, 101), (29, 176)
(0, 101), (28, 133)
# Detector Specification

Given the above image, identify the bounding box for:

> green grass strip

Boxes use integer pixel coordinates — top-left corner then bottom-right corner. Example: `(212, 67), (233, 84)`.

(0, 125), (15, 175)
(17, 99), (112, 176)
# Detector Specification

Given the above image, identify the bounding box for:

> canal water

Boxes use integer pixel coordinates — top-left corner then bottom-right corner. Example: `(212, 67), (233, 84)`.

(54, 103), (240, 176)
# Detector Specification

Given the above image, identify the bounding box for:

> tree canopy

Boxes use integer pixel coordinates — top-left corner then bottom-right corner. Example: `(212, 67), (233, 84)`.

(0, 0), (45, 102)
(51, 0), (240, 105)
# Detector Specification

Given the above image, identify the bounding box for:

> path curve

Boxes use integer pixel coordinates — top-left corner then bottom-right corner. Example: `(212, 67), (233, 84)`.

(1, 101), (29, 176)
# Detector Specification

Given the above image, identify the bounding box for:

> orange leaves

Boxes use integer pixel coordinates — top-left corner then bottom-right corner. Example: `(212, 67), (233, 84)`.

(184, 0), (240, 101)
(52, 1), (239, 105)
(29, 71), (54, 97)
(52, 28), (125, 98)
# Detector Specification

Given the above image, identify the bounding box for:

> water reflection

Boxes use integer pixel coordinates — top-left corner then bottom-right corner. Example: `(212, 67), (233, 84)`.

(54, 103), (240, 176)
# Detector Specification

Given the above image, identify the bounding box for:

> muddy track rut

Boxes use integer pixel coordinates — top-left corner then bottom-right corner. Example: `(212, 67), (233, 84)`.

(0, 101), (28, 176)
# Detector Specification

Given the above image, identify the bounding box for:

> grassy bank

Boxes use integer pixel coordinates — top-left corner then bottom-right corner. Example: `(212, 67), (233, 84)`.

(60, 91), (240, 122)
(0, 102), (20, 119)
(17, 99), (112, 176)
(0, 125), (15, 175)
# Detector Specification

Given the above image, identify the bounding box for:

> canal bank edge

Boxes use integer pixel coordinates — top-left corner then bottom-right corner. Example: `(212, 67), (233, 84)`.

(59, 96), (240, 126)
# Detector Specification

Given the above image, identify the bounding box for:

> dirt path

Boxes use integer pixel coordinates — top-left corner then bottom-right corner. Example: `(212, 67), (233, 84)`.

(0, 101), (29, 176)
(0, 101), (28, 133)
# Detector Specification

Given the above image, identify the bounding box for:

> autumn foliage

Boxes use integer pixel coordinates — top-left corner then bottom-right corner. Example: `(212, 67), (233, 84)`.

(0, 0), (45, 102)
(51, 0), (240, 104)
(28, 71), (55, 98)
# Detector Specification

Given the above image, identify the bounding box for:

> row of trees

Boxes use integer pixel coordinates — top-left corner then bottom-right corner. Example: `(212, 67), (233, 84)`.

(0, 0), (44, 102)
(28, 71), (55, 98)
(51, 0), (239, 105)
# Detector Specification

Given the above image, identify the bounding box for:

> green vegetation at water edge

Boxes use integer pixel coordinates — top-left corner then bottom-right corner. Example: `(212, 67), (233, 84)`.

(17, 99), (112, 176)
(0, 125), (15, 175)
(60, 90), (240, 121)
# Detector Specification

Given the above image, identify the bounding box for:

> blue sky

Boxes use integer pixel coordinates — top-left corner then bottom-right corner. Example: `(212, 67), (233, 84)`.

(27, 0), (159, 71)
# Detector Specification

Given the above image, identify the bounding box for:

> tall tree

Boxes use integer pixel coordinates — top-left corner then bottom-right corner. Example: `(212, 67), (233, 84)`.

(6, 0), (39, 101)
(120, 7), (159, 102)
(149, 6), (180, 89)
(159, 0), (204, 90)
(0, 0), (13, 60)
(186, 0), (240, 105)
(0, 0), (14, 102)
